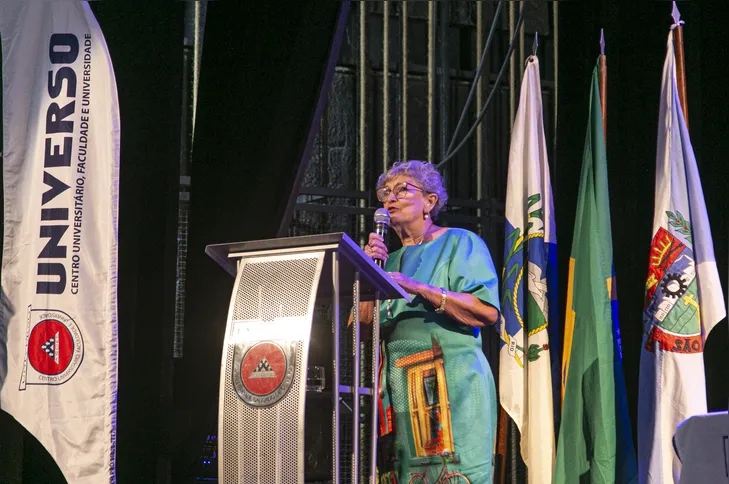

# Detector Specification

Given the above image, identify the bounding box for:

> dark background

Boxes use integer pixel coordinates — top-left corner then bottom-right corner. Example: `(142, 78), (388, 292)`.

(0, 1), (727, 482)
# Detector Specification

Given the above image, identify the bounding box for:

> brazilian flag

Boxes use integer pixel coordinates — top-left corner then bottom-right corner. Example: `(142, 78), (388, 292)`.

(554, 60), (638, 483)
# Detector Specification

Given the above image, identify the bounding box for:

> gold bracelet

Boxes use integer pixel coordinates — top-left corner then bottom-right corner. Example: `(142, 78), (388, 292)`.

(434, 287), (447, 313)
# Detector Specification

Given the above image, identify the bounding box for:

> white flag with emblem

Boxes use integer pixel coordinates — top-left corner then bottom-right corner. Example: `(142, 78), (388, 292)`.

(637, 31), (725, 484)
(499, 56), (557, 483)
(0, 1), (119, 482)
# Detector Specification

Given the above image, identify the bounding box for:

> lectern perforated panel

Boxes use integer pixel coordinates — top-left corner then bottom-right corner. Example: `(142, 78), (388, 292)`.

(233, 258), (318, 321)
(219, 253), (323, 484)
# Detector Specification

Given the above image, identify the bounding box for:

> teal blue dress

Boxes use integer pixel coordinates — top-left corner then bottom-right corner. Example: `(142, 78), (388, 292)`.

(378, 228), (500, 484)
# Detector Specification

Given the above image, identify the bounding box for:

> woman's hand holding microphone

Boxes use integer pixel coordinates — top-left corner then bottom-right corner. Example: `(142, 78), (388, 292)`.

(364, 232), (423, 296)
(364, 232), (388, 265)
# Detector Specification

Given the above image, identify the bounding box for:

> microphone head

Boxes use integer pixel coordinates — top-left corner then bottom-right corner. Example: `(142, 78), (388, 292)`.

(374, 208), (390, 226)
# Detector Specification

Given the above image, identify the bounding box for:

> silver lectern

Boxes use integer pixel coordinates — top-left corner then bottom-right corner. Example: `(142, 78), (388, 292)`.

(206, 233), (410, 484)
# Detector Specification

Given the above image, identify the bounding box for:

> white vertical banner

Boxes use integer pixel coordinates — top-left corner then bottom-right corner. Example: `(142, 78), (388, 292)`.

(0, 1), (119, 483)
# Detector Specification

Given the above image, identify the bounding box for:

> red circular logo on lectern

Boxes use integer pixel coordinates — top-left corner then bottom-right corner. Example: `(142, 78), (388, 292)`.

(240, 342), (287, 396)
(28, 319), (74, 375)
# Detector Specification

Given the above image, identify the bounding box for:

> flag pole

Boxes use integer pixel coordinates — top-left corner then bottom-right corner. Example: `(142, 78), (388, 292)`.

(672, 2), (689, 129)
(495, 406), (509, 484)
(599, 29), (607, 140)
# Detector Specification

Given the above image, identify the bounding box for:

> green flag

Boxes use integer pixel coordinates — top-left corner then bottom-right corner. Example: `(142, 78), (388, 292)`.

(554, 60), (638, 483)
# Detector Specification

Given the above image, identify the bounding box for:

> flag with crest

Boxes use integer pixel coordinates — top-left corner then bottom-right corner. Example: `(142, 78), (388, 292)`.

(500, 55), (557, 483)
(637, 30), (725, 484)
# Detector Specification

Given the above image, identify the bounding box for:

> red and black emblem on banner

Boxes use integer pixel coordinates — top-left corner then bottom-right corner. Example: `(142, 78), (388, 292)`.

(28, 319), (75, 376)
(232, 340), (296, 407)
(20, 309), (84, 390)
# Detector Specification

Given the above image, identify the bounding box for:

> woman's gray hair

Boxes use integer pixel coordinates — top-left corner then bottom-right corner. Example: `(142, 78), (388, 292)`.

(377, 160), (448, 218)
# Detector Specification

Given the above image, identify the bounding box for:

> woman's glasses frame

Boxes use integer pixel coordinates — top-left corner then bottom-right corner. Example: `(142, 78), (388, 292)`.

(376, 181), (425, 202)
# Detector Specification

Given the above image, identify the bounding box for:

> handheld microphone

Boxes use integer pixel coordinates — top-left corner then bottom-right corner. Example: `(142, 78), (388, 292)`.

(373, 208), (390, 268)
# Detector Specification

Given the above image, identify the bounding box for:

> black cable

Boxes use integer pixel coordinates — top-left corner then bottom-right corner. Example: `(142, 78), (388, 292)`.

(436, 6), (526, 170)
(444, 0), (504, 158)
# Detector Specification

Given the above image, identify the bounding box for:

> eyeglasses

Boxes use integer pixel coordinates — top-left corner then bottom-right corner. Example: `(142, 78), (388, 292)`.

(375, 182), (425, 202)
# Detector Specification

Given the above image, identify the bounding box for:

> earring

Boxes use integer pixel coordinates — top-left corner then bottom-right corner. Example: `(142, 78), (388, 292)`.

(424, 212), (430, 219)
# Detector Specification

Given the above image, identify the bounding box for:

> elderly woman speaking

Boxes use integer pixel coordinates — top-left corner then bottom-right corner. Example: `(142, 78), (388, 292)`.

(359, 160), (500, 484)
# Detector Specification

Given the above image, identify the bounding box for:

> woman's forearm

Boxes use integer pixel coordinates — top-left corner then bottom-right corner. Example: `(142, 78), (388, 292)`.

(347, 286), (497, 330)
(347, 301), (375, 326)
(416, 284), (498, 328)
(346, 301), (375, 341)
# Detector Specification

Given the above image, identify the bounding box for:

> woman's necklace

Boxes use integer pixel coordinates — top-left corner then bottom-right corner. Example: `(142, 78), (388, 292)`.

(409, 224), (433, 246)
